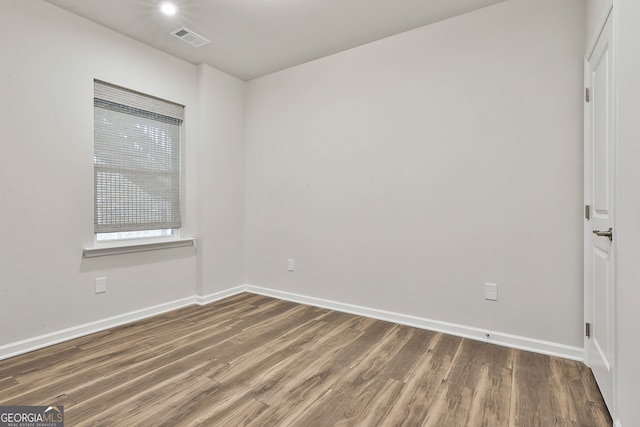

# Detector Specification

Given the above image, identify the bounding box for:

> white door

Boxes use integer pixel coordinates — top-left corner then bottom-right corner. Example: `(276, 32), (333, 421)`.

(584, 10), (615, 413)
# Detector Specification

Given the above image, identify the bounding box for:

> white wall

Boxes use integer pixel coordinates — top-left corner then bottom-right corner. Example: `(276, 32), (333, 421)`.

(245, 0), (586, 347)
(0, 1), (245, 347)
(614, 0), (640, 424)
(586, 0), (612, 44)
(196, 64), (246, 295)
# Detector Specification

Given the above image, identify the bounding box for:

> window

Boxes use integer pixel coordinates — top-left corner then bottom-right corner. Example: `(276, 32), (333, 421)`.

(93, 80), (184, 241)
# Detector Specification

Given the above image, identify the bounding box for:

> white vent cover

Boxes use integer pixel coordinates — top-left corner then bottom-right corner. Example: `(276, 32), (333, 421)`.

(171, 27), (210, 47)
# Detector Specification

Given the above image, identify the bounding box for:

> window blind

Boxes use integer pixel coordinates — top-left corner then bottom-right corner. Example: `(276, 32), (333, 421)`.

(94, 80), (184, 234)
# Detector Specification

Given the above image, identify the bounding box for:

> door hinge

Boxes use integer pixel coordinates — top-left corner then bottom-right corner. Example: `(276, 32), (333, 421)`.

(585, 87), (590, 102)
(586, 322), (591, 338)
(585, 205), (590, 220)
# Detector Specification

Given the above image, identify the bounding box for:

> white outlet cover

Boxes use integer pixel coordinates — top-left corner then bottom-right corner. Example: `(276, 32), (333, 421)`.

(96, 277), (107, 294)
(484, 283), (498, 301)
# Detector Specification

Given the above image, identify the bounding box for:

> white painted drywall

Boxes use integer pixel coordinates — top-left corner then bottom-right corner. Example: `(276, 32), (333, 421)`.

(613, 0), (640, 424)
(586, 0), (613, 45)
(0, 1), (243, 346)
(196, 64), (246, 295)
(245, 0), (586, 346)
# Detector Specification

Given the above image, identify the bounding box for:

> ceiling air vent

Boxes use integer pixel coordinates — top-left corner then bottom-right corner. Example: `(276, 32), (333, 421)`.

(171, 27), (210, 47)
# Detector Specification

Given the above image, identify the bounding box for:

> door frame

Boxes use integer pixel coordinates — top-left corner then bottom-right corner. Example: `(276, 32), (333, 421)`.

(583, 4), (617, 418)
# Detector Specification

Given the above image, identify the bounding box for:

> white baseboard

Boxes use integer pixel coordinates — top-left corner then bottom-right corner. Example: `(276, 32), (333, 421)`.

(0, 296), (197, 361)
(0, 284), (583, 362)
(194, 285), (247, 305)
(241, 284), (584, 361)
(0, 287), (254, 361)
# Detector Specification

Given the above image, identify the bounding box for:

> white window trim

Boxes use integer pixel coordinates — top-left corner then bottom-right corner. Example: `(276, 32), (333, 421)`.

(83, 237), (196, 258)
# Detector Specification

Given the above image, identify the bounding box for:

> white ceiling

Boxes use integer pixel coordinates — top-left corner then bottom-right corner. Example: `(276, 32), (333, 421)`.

(43, 0), (506, 81)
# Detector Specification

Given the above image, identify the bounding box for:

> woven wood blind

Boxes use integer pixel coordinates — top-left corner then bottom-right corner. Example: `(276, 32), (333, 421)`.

(94, 80), (183, 233)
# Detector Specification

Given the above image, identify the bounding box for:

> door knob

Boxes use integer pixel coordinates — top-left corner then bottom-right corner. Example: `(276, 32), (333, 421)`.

(592, 228), (613, 241)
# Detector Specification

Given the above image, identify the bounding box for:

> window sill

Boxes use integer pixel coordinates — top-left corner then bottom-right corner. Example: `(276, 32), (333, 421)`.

(83, 238), (196, 258)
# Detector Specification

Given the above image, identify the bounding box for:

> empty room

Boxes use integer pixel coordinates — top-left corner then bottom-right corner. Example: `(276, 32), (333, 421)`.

(1, 0), (639, 425)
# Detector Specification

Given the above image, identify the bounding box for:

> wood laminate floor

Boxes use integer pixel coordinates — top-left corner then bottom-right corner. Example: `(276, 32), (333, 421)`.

(0, 293), (611, 426)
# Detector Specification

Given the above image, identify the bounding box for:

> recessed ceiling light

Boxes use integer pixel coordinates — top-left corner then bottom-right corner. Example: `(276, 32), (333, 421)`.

(160, 1), (178, 16)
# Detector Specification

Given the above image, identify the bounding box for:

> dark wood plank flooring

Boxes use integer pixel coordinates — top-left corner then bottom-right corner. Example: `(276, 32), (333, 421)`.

(0, 293), (612, 426)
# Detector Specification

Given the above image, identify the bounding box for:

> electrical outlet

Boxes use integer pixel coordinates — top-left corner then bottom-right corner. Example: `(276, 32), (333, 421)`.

(484, 283), (498, 301)
(287, 259), (295, 272)
(96, 277), (107, 294)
